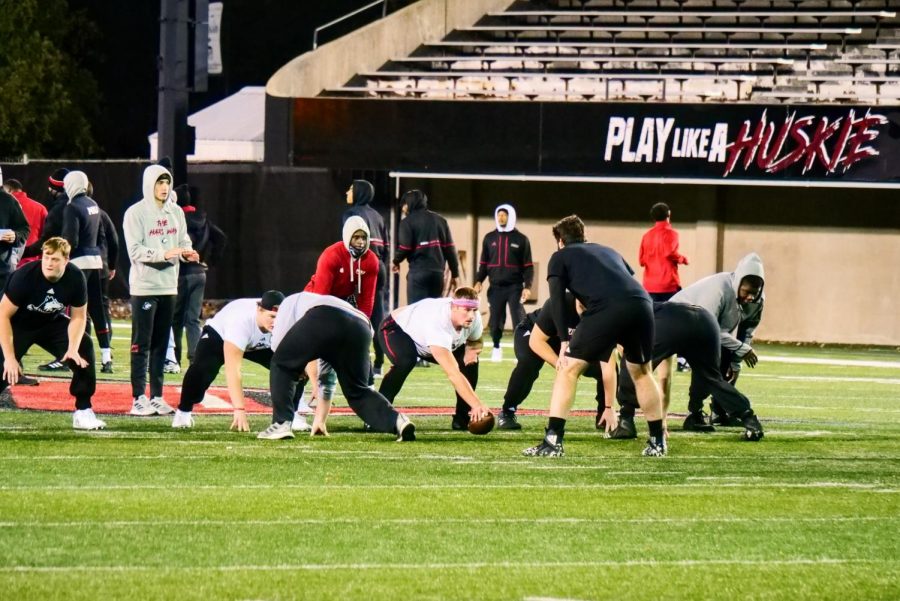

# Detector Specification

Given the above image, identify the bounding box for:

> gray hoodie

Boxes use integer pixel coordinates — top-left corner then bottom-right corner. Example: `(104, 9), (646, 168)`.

(123, 165), (193, 296)
(669, 252), (765, 361)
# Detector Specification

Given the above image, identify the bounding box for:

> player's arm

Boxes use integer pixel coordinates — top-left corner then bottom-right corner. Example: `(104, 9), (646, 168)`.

(527, 323), (559, 368)
(0, 296), (21, 384)
(463, 336), (483, 366)
(222, 341), (250, 432)
(429, 345), (488, 418)
(547, 275), (570, 368)
(62, 304), (89, 368)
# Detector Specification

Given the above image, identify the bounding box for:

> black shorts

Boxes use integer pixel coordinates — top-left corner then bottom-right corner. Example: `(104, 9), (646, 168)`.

(566, 297), (654, 365)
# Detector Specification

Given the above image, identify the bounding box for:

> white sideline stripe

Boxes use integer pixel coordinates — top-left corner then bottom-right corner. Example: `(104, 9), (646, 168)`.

(0, 558), (894, 573)
(761, 355), (900, 369)
(744, 374), (900, 385)
(0, 516), (892, 528)
(0, 482), (892, 492)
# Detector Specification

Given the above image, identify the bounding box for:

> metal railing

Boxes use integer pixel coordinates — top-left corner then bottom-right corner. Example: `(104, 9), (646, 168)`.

(313, 0), (387, 49)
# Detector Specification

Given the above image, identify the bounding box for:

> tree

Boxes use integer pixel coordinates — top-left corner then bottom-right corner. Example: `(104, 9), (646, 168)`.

(0, 0), (99, 158)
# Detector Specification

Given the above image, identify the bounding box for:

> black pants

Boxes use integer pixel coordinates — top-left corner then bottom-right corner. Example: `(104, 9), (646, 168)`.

(371, 261), (388, 369)
(130, 294), (176, 398)
(269, 307), (400, 431)
(617, 304), (751, 419)
(100, 272), (113, 339)
(378, 316), (477, 422)
(178, 326), (274, 412)
(487, 283), (525, 347)
(173, 271), (207, 364)
(0, 317), (96, 409)
(502, 323), (604, 413)
(649, 290), (678, 302)
(406, 269), (444, 304)
(83, 269), (110, 349)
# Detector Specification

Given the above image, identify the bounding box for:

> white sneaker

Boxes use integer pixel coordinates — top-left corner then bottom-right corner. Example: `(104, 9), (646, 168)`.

(149, 396), (176, 416)
(257, 422), (295, 440)
(163, 360), (181, 374)
(395, 413), (416, 442)
(491, 347), (503, 362)
(291, 411), (312, 432)
(73, 408), (106, 430)
(172, 410), (194, 429)
(129, 395), (155, 416)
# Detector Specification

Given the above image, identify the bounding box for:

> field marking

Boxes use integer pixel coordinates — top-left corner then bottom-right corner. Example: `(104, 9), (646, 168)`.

(744, 374), (900, 386)
(0, 558), (895, 573)
(0, 516), (893, 529)
(760, 355), (900, 369)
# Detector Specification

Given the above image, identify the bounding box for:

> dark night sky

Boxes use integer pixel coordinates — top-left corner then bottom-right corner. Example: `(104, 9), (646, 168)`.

(69, 0), (387, 157)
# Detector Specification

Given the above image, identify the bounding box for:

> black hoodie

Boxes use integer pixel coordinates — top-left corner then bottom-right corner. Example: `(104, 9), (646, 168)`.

(394, 190), (459, 277)
(341, 180), (389, 263)
(176, 185), (227, 276)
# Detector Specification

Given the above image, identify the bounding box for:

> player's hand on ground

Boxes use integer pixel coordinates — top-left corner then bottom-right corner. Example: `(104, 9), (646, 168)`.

(230, 409), (250, 432)
(743, 348), (758, 368)
(310, 419), (329, 437)
(598, 407), (618, 434)
(62, 350), (88, 368)
(3, 358), (21, 385)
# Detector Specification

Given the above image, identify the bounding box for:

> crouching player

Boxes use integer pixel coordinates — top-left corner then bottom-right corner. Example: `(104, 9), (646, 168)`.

(0, 238), (102, 430)
(172, 290), (285, 431)
(257, 292), (414, 441)
(378, 287), (491, 430)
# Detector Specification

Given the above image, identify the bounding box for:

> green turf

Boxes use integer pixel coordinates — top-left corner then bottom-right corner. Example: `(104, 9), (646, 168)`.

(2, 323), (899, 600)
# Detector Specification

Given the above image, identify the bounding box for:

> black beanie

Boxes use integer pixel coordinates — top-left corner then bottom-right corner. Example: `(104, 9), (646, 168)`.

(174, 184), (192, 207)
(49, 168), (69, 191)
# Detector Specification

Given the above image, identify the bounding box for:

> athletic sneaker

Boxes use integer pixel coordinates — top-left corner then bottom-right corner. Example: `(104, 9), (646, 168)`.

(16, 374), (39, 386)
(257, 422), (294, 440)
(149, 396), (176, 416)
(291, 411), (312, 432)
(395, 413), (416, 442)
(171, 410), (194, 429)
(163, 360), (181, 374)
(39, 359), (69, 372)
(522, 429), (564, 457)
(682, 411), (716, 433)
(497, 411), (521, 430)
(710, 411), (742, 427)
(605, 415), (638, 440)
(73, 408), (106, 430)
(490, 347), (503, 362)
(129, 395), (155, 416)
(642, 437), (668, 457)
(100, 361), (114, 374)
(740, 411), (764, 441)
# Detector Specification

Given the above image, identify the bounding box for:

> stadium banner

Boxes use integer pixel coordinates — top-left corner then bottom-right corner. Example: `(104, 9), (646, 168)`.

(293, 99), (900, 185)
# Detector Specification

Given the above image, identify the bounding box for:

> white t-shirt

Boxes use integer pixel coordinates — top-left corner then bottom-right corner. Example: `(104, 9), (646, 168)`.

(271, 292), (371, 352)
(206, 298), (272, 352)
(392, 297), (483, 357)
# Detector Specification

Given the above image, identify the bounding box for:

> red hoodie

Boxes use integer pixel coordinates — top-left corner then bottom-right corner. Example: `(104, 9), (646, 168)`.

(304, 241), (379, 318)
(11, 190), (48, 266)
(639, 220), (688, 294)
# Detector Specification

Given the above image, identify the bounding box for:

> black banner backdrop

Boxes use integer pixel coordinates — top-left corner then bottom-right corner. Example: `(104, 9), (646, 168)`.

(293, 99), (900, 185)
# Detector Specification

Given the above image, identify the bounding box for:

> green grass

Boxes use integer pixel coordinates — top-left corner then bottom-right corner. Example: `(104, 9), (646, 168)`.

(2, 322), (899, 600)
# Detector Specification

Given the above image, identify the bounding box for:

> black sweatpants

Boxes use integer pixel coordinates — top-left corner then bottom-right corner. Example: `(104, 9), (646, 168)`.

(378, 316), (478, 422)
(406, 269), (444, 304)
(130, 294), (176, 399)
(0, 317), (96, 409)
(83, 269), (111, 349)
(178, 326), (274, 412)
(269, 307), (400, 431)
(617, 304), (752, 419)
(100, 272), (113, 339)
(371, 261), (388, 369)
(502, 323), (604, 413)
(487, 283), (526, 347)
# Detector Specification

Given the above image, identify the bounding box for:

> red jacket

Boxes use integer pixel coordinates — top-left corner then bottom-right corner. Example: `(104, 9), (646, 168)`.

(639, 221), (688, 294)
(304, 241), (379, 318)
(11, 190), (47, 266)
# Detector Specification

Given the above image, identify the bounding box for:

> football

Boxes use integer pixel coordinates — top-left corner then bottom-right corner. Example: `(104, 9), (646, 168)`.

(468, 412), (495, 435)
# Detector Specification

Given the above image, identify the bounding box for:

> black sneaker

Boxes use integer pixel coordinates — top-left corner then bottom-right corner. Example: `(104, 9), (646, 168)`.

(606, 415), (637, 439)
(710, 411), (742, 427)
(497, 411), (521, 430)
(101, 361), (114, 374)
(522, 429), (564, 457)
(642, 436), (668, 457)
(451, 415), (469, 431)
(39, 360), (69, 372)
(16, 374), (39, 386)
(683, 411), (716, 433)
(740, 411), (764, 441)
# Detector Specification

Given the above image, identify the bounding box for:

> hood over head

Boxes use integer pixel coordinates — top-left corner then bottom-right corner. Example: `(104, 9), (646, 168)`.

(732, 252), (765, 296)
(343, 215), (370, 257)
(401, 189), (428, 212)
(63, 171), (89, 202)
(142, 164), (173, 204)
(494, 203), (517, 232)
(351, 180), (374, 206)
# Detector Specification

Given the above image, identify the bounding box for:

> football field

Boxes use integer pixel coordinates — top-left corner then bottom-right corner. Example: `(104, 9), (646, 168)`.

(1, 331), (898, 600)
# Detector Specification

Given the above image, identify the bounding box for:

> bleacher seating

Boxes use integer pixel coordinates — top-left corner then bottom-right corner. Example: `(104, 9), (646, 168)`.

(321, 0), (900, 104)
